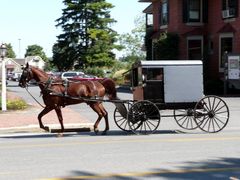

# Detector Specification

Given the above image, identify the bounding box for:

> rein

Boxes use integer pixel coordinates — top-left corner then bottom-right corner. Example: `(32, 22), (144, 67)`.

(25, 85), (45, 108)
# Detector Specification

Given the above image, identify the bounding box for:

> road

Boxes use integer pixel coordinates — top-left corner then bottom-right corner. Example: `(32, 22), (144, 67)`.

(1, 81), (240, 180)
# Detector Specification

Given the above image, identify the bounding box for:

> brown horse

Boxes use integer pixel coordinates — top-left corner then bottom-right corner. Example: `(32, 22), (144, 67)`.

(18, 63), (117, 135)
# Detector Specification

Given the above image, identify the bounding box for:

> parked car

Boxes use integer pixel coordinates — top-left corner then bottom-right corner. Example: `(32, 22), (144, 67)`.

(61, 71), (85, 80)
(7, 72), (14, 80)
(69, 74), (102, 82)
(11, 72), (22, 81)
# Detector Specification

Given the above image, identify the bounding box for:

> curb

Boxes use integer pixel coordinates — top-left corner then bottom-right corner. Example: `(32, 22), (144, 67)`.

(0, 123), (94, 134)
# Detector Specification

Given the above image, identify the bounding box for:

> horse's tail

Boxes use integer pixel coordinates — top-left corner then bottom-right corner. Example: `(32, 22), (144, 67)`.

(100, 78), (127, 118)
(100, 78), (118, 100)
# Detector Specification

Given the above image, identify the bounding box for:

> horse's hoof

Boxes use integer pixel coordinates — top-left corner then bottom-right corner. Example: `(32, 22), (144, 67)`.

(41, 126), (49, 132)
(94, 128), (99, 135)
(44, 126), (50, 132)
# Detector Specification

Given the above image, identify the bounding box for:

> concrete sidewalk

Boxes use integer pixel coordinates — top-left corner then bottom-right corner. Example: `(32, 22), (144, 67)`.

(0, 104), (93, 134)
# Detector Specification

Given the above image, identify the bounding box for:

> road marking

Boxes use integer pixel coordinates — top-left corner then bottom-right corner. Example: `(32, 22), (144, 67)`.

(40, 167), (240, 180)
(1, 136), (240, 149)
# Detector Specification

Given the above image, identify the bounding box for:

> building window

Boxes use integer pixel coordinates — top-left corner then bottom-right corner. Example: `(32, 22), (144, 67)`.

(160, 0), (168, 26)
(222, 0), (238, 19)
(219, 34), (233, 69)
(189, 0), (201, 22)
(183, 0), (208, 23)
(187, 36), (203, 60)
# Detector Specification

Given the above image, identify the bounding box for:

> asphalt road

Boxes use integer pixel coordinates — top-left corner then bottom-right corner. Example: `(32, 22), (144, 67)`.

(1, 80), (240, 180)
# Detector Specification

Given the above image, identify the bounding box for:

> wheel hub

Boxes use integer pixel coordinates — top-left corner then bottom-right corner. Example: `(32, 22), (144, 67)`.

(208, 110), (215, 118)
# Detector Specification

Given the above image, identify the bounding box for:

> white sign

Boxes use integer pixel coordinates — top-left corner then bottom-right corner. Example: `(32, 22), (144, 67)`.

(228, 56), (240, 80)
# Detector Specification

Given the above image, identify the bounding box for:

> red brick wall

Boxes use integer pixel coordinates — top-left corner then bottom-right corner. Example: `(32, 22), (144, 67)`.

(148, 0), (240, 80)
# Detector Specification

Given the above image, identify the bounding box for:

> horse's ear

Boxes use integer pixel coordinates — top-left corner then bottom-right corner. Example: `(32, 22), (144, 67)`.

(26, 63), (29, 68)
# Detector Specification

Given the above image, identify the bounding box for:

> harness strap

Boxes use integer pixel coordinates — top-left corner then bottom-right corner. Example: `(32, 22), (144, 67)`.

(64, 80), (69, 96)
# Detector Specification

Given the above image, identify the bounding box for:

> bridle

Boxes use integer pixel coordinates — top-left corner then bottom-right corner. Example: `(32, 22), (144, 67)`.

(19, 66), (34, 88)
(19, 66), (45, 108)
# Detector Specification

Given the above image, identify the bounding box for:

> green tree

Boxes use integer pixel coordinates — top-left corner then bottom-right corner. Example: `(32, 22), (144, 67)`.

(153, 33), (179, 60)
(54, 0), (119, 71)
(6, 43), (16, 58)
(25, 44), (48, 61)
(118, 15), (146, 63)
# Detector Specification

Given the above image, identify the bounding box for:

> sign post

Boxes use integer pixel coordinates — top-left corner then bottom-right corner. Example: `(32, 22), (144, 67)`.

(0, 44), (7, 111)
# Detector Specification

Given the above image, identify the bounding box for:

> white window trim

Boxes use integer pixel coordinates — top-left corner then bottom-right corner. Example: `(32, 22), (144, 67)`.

(187, 36), (203, 60)
(187, 0), (203, 23)
(159, 0), (168, 27)
(219, 33), (233, 72)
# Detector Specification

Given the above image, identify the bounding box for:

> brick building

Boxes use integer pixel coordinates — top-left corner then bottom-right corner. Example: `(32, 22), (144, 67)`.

(139, 0), (239, 90)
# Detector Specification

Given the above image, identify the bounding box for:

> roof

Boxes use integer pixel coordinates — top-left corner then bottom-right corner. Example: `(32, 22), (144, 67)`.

(133, 60), (203, 68)
(139, 0), (152, 2)
(143, 4), (153, 14)
(13, 58), (25, 66)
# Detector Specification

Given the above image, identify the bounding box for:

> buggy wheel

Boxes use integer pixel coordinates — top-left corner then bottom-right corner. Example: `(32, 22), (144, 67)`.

(113, 106), (131, 132)
(194, 95), (229, 133)
(174, 109), (198, 130)
(127, 100), (160, 135)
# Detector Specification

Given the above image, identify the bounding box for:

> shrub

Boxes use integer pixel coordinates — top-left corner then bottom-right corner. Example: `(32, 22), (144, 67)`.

(153, 33), (179, 60)
(0, 97), (28, 110)
(84, 67), (104, 77)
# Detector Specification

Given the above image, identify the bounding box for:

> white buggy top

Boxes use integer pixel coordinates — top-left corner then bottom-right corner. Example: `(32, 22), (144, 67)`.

(140, 60), (203, 103)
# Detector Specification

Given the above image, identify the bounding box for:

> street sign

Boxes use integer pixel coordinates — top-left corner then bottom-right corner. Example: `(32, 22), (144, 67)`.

(228, 55), (240, 80)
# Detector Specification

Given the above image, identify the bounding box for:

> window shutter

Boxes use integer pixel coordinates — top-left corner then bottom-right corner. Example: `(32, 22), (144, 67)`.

(183, 0), (188, 23)
(167, 0), (169, 24)
(233, 0), (238, 17)
(202, 0), (208, 23)
(222, 0), (227, 10)
(159, 5), (162, 26)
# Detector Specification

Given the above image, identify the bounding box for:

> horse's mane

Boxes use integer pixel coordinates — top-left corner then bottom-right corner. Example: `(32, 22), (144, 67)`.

(30, 66), (49, 77)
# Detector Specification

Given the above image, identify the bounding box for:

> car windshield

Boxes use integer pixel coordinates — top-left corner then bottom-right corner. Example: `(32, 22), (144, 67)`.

(63, 73), (76, 77)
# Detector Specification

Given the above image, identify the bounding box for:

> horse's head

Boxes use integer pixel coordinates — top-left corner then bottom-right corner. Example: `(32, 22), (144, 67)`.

(19, 63), (33, 88)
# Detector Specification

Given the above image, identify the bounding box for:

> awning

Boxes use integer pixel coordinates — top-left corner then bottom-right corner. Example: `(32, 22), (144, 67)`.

(143, 4), (153, 14)
(182, 27), (206, 36)
(217, 23), (236, 33)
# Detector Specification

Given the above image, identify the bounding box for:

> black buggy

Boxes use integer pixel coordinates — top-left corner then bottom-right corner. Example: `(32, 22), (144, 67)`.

(113, 60), (229, 135)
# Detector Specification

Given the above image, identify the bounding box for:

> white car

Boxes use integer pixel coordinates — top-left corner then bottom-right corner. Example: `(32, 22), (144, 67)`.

(61, 71), (84, 80)
(11, 72), (22, 81)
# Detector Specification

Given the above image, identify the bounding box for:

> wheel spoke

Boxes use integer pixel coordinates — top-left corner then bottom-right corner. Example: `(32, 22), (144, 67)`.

(213, 117), (221, 130)
(214, 104), (227, 114)
(195, 96), (229, 133)
(200, 117), (210, 129)
(128, 101), (160, 135)
(212, 100), (221, 112)
(208, 97), (212, 110)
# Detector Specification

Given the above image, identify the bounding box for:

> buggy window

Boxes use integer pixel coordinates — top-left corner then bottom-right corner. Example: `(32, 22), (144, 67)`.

(143, 68), (163, 81)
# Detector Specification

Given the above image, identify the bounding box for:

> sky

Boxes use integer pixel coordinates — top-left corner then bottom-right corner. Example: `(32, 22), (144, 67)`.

(0, 1), (148, 58)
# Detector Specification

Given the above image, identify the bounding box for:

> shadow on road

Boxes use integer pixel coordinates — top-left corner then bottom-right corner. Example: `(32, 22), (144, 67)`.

(58, 157), (240, 179)
(0, 129), (188, 139)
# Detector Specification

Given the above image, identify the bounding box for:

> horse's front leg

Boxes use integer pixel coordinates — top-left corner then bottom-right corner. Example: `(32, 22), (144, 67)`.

(38, 106), (54, 131)
(55, 106), (64, 137)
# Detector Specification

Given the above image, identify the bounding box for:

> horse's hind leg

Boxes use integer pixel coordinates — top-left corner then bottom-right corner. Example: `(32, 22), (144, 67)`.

(90, 103), (109, 135)
(55, 106), (64, 136)
(89, 103), (105, 134)
(98, 103), (109, 135)
(38, 106), (54, 131)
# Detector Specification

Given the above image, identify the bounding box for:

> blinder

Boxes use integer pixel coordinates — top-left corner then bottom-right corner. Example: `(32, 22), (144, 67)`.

(19, 66), (33, 88)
